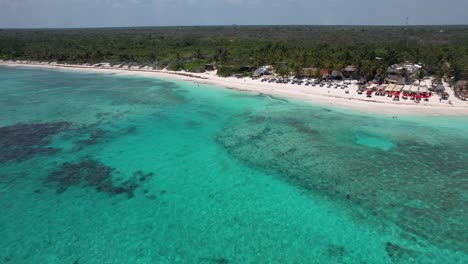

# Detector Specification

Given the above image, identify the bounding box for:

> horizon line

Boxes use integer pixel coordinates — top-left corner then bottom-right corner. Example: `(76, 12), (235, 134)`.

(2, 24), (468, 30)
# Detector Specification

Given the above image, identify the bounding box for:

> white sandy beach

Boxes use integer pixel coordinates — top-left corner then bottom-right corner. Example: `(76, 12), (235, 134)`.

(1, 60), (468, 117)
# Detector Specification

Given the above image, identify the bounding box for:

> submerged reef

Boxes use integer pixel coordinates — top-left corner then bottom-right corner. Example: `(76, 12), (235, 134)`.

(198, 257), (229, 264)
(385, 242), (411, 261)
(73, 128), (109, 151)
(216, 109), (468, 253)
(68, 123), (138, 152)
(0, 122), (70, 162)
(45, 159), (153, 199)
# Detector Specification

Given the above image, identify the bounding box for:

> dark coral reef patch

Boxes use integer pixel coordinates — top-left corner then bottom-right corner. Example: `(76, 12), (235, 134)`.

(73, 128), (109, 151)
(0, 122), (70, 162)
(45, 159), (152, 198)
(385, 242), (415, 262)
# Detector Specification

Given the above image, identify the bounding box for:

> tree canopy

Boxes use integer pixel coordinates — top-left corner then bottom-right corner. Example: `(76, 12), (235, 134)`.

(0, 26), (467, 81)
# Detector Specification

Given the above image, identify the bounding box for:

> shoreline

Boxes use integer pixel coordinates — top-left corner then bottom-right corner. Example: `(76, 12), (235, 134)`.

(1, 61), (468, 117)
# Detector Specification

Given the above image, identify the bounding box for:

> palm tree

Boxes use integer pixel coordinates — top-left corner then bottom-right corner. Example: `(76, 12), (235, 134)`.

(277, 66), (289, 79)
(361, 61), (372, 81)
(314, 68), (321, 79)
(195, 49), (203, 60)
(293, 64), (303, 78)
(417, 68), (426, 85)
(215, 48), (229, 64)
(433, 69), (445, 84)
(362, 61), (378, 81)
(376, 66), (387, 80)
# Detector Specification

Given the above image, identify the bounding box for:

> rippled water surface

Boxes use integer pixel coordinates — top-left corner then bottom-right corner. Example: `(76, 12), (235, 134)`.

(1, 67), (467, 263)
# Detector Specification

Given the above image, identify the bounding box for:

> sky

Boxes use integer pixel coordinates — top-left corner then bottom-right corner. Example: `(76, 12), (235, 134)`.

(0, 0), (467, 28)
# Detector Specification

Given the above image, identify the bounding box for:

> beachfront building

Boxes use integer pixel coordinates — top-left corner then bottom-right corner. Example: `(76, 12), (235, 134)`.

(385, 70), (406, 85)
(386, 62), (422, 83)
(321, 70), (330, 80)
(254, 65), (274, 77)
(205, 62), (217, 71)
(331, 70), (344, 80)
(343, 65), (357, 79)
(253, 67), (266, 77)
(454, 80), (468, 100)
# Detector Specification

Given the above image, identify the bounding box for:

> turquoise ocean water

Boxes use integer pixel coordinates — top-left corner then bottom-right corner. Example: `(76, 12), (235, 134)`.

(0, 66), (467, 263)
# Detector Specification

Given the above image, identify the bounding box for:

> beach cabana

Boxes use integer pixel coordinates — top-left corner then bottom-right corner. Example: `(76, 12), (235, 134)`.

(384, 84), (395, 92)
(419, 85), (429, 93)
(386, 84), (396, 97)
(393, 85), (404, 92)
(375, 84), (386, 95)
(375, 86), (385, 96)
(410, 85), (419, 93)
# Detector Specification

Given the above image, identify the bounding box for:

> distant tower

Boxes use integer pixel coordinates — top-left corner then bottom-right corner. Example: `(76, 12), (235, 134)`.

(405, 17), (409, 26)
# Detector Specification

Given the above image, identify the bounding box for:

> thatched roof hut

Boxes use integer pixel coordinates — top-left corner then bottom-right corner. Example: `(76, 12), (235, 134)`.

(344, 65), (356, 72)
(253, 67), (267, 77)
(331, 70), (344, 79)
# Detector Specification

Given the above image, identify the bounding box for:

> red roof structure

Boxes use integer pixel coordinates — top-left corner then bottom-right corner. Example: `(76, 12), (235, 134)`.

(320, 70), (329, 75)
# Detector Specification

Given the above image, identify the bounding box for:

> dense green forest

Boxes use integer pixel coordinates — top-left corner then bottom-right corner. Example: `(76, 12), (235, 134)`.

(0, 26), (467, 81)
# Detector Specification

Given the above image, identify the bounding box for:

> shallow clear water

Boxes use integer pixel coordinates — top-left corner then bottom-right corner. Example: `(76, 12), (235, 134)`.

(0, 67), (467, 263)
